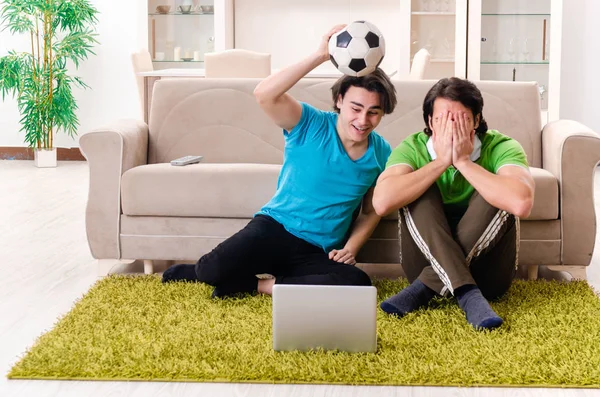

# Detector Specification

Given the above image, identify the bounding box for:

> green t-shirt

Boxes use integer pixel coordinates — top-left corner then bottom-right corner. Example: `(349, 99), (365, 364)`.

(385, 130), (529, 208)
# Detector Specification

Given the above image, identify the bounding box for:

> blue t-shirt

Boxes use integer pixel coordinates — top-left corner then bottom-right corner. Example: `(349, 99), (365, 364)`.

(257, 102), (392, 252)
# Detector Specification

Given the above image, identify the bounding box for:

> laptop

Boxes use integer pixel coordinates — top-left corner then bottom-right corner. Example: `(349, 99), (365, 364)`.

(272, 284), (377, 353)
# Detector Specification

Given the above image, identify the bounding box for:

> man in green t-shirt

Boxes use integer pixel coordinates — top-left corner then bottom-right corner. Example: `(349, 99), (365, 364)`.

(372, 77), (535, 330)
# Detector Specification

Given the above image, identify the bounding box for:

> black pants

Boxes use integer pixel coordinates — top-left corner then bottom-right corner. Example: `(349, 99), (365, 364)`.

(194, 215), (371, 289)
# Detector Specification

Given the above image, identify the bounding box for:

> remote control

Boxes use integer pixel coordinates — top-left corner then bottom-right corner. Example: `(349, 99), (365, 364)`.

(170, 155), (203, 166)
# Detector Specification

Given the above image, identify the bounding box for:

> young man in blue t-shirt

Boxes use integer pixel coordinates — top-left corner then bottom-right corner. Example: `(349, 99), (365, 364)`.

(162, 25), (397, 297)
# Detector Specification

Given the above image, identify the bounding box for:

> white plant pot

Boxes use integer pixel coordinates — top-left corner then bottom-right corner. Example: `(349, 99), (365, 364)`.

(34, 148), (57, 168)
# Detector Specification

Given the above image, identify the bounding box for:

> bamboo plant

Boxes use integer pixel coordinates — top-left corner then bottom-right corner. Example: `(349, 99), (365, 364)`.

(0, 0), (99, 150)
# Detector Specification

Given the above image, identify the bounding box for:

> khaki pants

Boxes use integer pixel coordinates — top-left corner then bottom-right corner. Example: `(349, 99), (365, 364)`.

(399, 185), (518, 300)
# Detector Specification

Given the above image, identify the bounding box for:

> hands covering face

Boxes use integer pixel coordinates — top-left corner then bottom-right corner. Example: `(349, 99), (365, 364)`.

(430, 110), (476, 167)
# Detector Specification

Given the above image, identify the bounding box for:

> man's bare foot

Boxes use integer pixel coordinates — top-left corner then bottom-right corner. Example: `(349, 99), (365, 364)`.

(258, 278), (275, 295)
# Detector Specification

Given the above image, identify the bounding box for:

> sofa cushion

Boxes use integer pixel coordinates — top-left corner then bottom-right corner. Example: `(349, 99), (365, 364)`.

(121, 163), (281, 217)
(122, 164), (558, 221)
(382, 166), (558, 221)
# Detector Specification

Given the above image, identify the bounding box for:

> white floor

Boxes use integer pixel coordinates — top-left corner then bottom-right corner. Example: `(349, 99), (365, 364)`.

(1, 160), (600, 397)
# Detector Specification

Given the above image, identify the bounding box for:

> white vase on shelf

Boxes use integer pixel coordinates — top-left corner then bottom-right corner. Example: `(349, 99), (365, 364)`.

(507, 37), (516, 62)
(521, 38), (530, 62)
(206, 36), (215, 53)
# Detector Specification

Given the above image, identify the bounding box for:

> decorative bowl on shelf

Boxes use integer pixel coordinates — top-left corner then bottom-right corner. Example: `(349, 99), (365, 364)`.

(178, 5), (192, 14)
(181, 57), (194, 62)
(200, 5), (214, 13)
(156, 5), (171, 14)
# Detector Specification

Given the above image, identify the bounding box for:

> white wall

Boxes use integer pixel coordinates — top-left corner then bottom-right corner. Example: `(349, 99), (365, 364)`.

(1, 1), (598, 148)
(233, 0), (401, 76)
(558, 0), (600, 133)
(0, 0), (147, 147)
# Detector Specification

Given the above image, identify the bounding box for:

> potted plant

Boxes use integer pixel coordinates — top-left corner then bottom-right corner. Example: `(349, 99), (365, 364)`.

(0, 0), (99, 167)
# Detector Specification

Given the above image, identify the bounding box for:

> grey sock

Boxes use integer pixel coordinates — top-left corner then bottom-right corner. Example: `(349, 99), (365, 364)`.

(456, 285), (503, 330)
(380, 279), (436, 317)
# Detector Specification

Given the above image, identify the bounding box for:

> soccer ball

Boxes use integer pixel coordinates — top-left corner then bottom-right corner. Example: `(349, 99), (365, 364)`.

(328, 21), (386, 77)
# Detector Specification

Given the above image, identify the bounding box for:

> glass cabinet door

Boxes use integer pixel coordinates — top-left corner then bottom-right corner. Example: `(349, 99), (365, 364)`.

(148, 0), (216, 70)
(407, 0), (467, 79)
(468, 0), (556, 119)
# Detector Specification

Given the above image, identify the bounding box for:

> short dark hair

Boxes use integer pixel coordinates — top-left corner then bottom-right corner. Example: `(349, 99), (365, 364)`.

(422, 77), (488, 138)
(330, 68), (397, 115)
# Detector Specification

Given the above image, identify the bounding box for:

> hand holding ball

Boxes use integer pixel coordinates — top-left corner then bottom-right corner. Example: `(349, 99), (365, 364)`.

(328, 21), (386, 77)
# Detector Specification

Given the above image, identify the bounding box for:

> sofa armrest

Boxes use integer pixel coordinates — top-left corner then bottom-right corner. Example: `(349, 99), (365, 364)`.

(542, 119), (600, 266)
(79, 119), (149, 259)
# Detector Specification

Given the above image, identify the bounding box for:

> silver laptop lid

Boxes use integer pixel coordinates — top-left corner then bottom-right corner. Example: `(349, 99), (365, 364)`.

(272, 284), (377, 353)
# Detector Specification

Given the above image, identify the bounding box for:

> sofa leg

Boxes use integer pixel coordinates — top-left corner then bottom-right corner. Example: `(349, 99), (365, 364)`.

(143, 260), (154, 275)
(527, 265), (539, 280)
(97, 259), (117, 277)
(546, 265), (587, 280)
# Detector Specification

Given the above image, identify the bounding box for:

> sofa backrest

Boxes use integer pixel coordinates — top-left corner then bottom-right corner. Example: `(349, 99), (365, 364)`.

(148, 78), (542, 167)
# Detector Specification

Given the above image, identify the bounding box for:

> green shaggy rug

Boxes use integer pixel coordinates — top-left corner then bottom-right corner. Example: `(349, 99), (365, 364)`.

(8, 275), (600, 387)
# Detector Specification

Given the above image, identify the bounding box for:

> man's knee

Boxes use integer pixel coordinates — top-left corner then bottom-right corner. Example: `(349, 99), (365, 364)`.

(195, 256), (223, 286)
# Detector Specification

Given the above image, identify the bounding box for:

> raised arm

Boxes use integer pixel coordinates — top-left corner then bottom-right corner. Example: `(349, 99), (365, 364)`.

(253, 25), (345, 131)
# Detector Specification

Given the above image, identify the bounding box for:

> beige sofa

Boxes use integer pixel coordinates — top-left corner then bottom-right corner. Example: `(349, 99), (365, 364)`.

(79, 78), (600, 279)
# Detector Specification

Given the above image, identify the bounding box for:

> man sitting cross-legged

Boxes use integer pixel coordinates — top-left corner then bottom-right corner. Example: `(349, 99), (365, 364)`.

(373, 77), (535, 330)
(162, 25), (397, 297)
